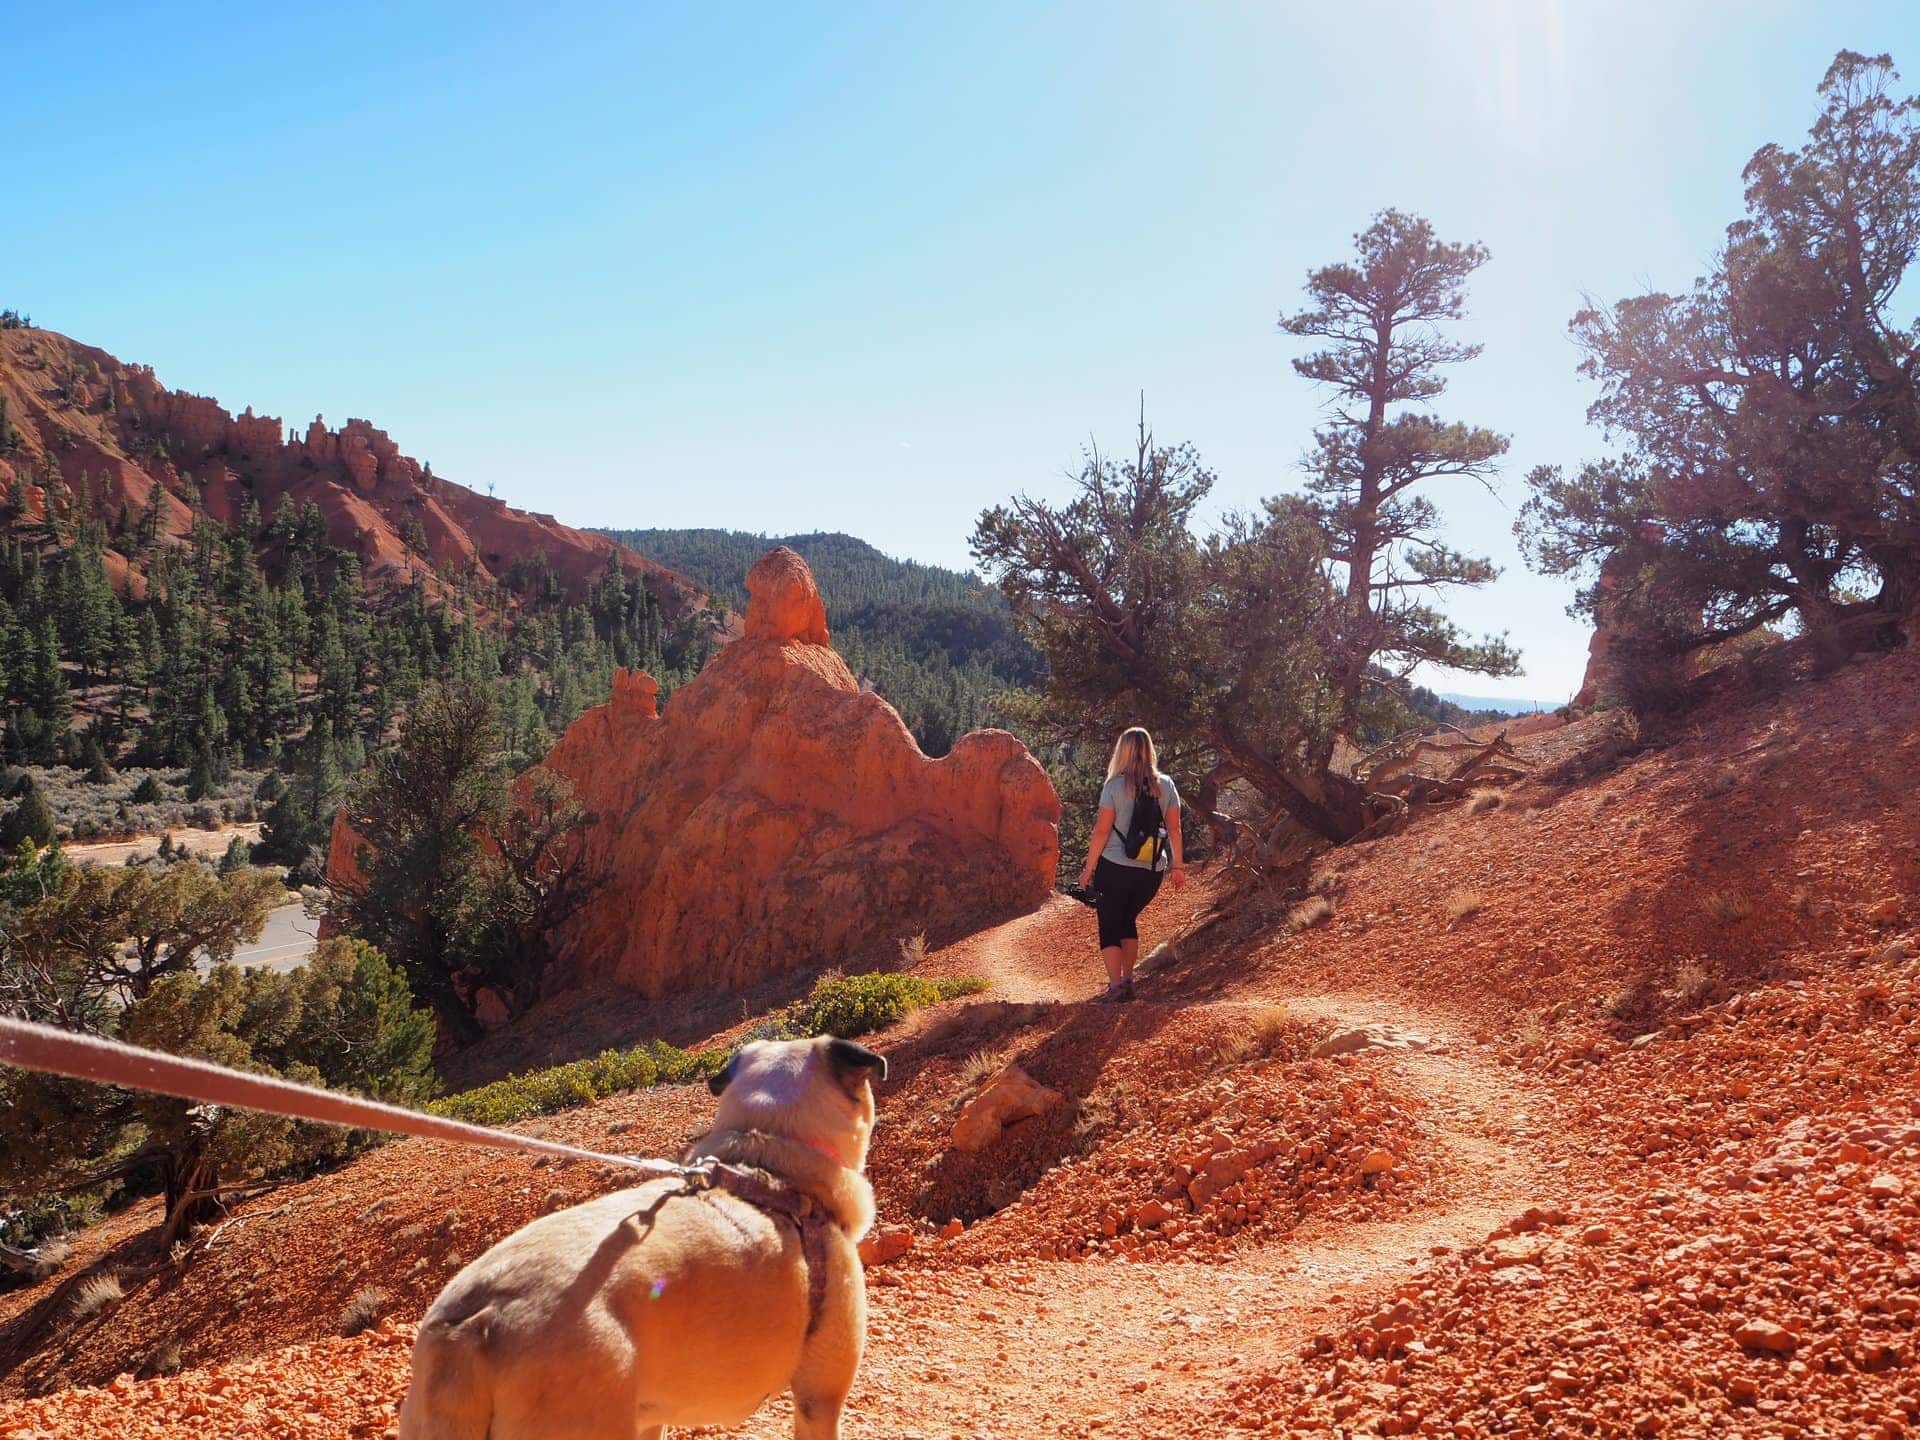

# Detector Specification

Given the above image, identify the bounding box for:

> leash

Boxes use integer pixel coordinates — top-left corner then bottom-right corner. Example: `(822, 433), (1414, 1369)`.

(0, 1015), (687, 1178)
(1, 1016), (842, 1331)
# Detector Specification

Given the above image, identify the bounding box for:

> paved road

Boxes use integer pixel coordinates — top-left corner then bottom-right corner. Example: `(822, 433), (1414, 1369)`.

(229, 902), (320, 974)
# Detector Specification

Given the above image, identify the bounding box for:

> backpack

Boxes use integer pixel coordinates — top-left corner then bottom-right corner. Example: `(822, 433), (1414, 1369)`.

(1121, 776), (1169, 870)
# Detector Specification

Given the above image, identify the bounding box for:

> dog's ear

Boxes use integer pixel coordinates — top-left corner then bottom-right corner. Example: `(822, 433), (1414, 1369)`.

(708, 1051), (738, 1097)
(825, 1038), (887, 1096)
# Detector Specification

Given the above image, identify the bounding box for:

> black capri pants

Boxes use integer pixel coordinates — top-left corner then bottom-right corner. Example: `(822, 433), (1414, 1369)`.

(1093, 857), (1164, 949)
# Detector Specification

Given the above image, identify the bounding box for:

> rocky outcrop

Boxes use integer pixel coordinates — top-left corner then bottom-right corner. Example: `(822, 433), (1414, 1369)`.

(1573, 523), (1666, 709)
(0, 326), (702, 614)
(950, 1063), (1062, 1153)
(541, 547), (1060, 997)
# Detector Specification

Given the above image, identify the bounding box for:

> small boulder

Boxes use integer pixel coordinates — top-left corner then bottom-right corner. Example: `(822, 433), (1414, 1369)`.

(1134, 1199), (1177, 1229)
(1732, 1318), (1798, 1354)
(1313, 1025), (1432, 1059)
(1359, 1149), (1397, 1176)
(1868, 1173), (1906, 1201)
(858, 1225), (914, 1266)
(1485, 1235), (1550, 1269)
(1867, 895), (1906, 926)
(951, 1064), (1062, 1153)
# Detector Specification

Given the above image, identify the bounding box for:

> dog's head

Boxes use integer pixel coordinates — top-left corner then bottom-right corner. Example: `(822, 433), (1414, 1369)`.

(706, 1035), (887, 1171)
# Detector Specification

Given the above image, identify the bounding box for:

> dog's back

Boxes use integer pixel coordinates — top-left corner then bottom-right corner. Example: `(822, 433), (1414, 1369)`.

(400, 1179), (812, 1440)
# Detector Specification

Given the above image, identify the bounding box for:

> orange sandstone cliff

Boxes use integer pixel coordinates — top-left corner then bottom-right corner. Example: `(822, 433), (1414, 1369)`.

(539, 546), (1060, 996)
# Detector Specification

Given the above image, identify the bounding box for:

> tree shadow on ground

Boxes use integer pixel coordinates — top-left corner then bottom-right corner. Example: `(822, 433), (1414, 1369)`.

(1596, 650), (1920, 1034)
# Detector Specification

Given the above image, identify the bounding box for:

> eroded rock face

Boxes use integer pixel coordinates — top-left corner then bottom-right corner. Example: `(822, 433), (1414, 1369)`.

(0, 326), (701, 613)
(541, 547), (1060, 997)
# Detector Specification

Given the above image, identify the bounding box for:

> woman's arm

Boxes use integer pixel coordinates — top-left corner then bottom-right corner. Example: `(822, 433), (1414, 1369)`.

(1166, 804), (1186, 889)
(1080, 807), (1116, 886)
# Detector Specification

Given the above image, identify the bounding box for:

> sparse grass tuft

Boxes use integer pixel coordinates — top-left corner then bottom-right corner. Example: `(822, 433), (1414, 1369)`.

(1605, 978), (1658, 1023)
(340, 1287), (388, 1337)
(1070, 1091), (1119, 1152)
(138, 1342), (183, 1379)
(1245, 1002), (1294, 1051)
(1673, 959), (1717, 1009)
(1788, 886), (1832, 919)
(1214, 1003), (1300, 1067)
(898, 932), (929, 967)
(70, 1271), (124, 1319)
(1701, 766), (1740, 799)
(956, 1046), (1009, 1091)
(1702, 888), (1755, 926)
(1445, 888), (1486, 924)
(1467, 788), (1505, 815)
(1288, 895), (1336, 933)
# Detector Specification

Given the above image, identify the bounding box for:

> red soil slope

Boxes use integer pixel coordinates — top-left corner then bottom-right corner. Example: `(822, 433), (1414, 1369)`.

(0, 326), (700, 612)
(5, 648), (1919, 1439)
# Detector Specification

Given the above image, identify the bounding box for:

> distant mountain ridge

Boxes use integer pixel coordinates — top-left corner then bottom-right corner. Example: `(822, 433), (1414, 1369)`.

(1439, 691), (1564, 716)
(0, 324), (701, 615)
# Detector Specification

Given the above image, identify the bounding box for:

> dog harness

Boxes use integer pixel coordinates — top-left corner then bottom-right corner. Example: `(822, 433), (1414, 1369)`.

(659, 1159), (835, 1336)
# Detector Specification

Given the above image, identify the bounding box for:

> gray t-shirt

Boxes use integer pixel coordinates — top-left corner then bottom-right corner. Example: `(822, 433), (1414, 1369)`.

(1098, 772), (1181, 869)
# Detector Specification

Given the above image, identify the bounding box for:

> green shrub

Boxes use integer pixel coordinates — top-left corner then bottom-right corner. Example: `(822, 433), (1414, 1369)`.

(428, 972), (988, 1127)
(429, 1040), (727, 1128)
(782, 972), (987, 1039)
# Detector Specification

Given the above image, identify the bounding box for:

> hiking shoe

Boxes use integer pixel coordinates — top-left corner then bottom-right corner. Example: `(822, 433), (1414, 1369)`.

(1115, 977), (1135, 1003)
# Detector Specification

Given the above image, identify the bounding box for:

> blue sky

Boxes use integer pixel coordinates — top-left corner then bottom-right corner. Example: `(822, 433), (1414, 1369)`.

(5, 2), (1914, 700)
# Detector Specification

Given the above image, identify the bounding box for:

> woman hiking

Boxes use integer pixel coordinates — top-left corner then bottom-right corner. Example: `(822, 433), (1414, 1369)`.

(1077, 727), (1185, 1003)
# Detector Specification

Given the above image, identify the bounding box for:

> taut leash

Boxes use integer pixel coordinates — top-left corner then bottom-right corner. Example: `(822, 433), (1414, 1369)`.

(0, 1016), (685, 1177)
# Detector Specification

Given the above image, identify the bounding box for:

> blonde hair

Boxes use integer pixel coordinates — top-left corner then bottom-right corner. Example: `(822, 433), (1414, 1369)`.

(1106, 727), (1158, 789)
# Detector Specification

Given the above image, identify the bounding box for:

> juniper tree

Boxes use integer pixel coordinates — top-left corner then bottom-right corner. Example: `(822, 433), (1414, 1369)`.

(1279, 210), (1517, 763)
(1519, 52), (1920, 677)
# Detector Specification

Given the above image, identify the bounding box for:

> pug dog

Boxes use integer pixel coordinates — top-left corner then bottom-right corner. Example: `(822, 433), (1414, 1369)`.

(398, 1034), (887, 1440)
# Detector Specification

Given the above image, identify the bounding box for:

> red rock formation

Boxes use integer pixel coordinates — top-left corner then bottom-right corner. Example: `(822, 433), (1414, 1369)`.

(541, 547), (1060, 997)
(0, 326), (702, 614)
(1572, 523), (1666, 709)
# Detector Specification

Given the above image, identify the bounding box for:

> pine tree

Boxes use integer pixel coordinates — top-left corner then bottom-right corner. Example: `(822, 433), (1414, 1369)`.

(81, 735), (114, 785)
(0, 780), (56, 848)
(217, 835), (252, 875)
(259, 719), (342, 875)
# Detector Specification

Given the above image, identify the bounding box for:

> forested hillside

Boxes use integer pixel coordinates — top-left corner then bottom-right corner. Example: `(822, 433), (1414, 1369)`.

(0, 322), (716, 854)
(602, 529), (1040, 756)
